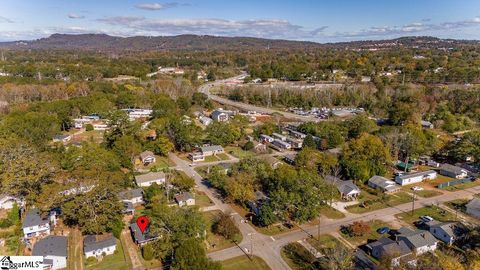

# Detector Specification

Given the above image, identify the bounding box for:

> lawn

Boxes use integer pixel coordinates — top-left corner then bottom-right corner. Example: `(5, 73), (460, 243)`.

(415, 189), (443, 198)
(225, 146), (254, 159)
(254, 223), (293, 236)
(280, 243), (312, 270)
(345, 192), (413, 214)
(195, 191), (214, 207)
(86, 240), (129, 270)
(340, 220), (391, 246)
(221, 255), (271, 270)
(444, 180), (480, 191)
(202, 210), (240, 252)
(216, 153), (230, 161)
(444, 198), (470, 213)
(0, 229), (20, 255)
(395, 205), (456, 225)
(73, 130), (104, 143)
(140, 156), (174, 171)
(320, 205), (345, 219)
(306, 234), (343, 250)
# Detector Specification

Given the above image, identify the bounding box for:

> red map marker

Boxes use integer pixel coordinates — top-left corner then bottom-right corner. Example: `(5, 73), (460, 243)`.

(136, 215), (149, 234)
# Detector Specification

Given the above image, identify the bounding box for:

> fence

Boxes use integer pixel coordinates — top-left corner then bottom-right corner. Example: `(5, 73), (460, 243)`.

(437, 178), (473, 189)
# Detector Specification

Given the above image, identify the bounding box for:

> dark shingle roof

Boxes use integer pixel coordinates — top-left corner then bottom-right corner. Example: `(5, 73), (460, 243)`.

(83, 234), (117, 253)
(22, 209), (48, 228)
(32, 236), (67, 257)
(118, 188), (143, 201)
(174, 192), (193, 202)
(397, 227), (438, 248)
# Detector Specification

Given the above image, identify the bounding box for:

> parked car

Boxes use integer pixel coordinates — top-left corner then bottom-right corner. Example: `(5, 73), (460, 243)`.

(411, 186), (424, 191)
(377, 227), (390, 234)
(420, 215), (434, 222)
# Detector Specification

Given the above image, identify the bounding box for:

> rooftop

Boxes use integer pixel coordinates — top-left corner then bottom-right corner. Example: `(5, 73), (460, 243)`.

(32, 236), (67, 257)
(22, 208), (48, 228)
(397, 227), (438, 248)
(84, 234), (116, 253)
(200, 145), (224, 152)
(118, 188), (143, 201)
(139, 151), (155, 160)
(397, 170), (436, 180)
(441, 164), (467, 174)
(135, 172), (166, 184)
(175, 192), (193, 202)
(466, 197), (480, 210)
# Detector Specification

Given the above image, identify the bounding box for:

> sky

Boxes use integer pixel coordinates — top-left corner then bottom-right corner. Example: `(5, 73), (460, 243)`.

(1, 0), (480, 42)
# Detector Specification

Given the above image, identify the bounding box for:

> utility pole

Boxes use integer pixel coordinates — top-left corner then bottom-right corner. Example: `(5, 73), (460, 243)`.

(411, 189), (416, 216)
(248, 233), (256, 256)
(317, 214), (321, 240)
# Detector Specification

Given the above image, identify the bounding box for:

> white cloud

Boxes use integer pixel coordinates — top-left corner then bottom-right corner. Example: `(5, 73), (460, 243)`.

(0, 16), (14, 23)
(68, 13), (85, 19)
(135, 2), (179, 10)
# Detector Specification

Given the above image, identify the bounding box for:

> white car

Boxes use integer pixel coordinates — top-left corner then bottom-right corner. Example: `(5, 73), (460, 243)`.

(411, 186), (424, 191)
(420, 216), (434, 222)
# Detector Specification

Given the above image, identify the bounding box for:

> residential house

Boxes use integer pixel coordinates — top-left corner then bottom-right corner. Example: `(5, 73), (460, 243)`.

(247, 191), (270, 216)
(32, 236), (67, 270)
(174, 192), (195, 207)
(0, 194), (23, 209)
(118, 188), (144, 205)
(129, 223), (160, 246)
(188, 152), (205, 162)
(22, 209), (51, 239)
(217, 163), (232, 174)
(395, 170), (437, 186)
(421, 120), (434, 129)
(199, 116), (213, 126)
(284, 154), (297, 165)
(466, 198), (480, 219)
(396, 227), (438, 255)
(122, 202), (135, 215)
(210, 110), (229, 122)
(272, 133), (287, 141)
(272, 139), (291, 150)
(367, 238), (414, 267)
(286, 137), (303, 149)
(139, 151), (156, 165)
(135, 172), (166, 187)
(253, 142), (267, 153)
(200, 145), (224, 156)
(262, 155), (283, 169)
(325, 176), (361, 201)
(440, 164), (468, 179)
(122, 109), (153, 120)
(52, 134), (72, 143)
(84, 234), (117, 258)
(286, 129), (307, 139)
(259, 134), (274, 143)
(428, 221), (464, 245)
(368, 176), (401, 193)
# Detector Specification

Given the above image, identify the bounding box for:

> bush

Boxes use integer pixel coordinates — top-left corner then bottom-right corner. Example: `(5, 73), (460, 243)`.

(142, 244), (154, 261)
(343, 221), (371, 237)
(212, 213), (241, 242)
(85, 256), (97, 265)
(283, 243), (316, 269)
(85, 124), (94, 131)
(243, 141), (254, 151)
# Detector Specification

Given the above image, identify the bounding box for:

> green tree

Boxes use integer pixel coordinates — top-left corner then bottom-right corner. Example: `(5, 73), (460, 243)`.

(171, 239), (221, 270)
(142, 244), (154, 261)
(148, 135), (174, 156)
(243, 141), (254, 151)
(206, 121), (241, 145)
(212, 213), (241, 242)
(257, 203), (277, 227)
(303, 134), (317, 149)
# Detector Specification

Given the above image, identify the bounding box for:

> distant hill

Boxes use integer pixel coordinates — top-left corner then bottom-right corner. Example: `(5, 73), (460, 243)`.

(0, 34), (478, 52)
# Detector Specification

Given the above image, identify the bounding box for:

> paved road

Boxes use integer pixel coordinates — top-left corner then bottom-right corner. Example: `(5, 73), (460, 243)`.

(208, 185), (480, 264)
(199, 75), (320, 123)
(169, 152), (293, 270)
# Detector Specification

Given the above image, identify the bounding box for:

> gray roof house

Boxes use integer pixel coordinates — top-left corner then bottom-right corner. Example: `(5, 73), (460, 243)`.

(325, 176), (360, 201)
(84, 234), (117, 258)
(396, 227), (438, 255)
(428, 221), (464, 245)
(466, 198), (480, 219)
(22, 209), (49, 229)
(368, 176), (400, 193)
(129, 223), (160, 246)
(200, 145), (224, 156)
(118, 188), (144, 205)
(367, 238), (413, 267)
(139, 151), (156, 164)
(174, 192), (195, 207)
(440, 164), (468, 179)
(134, 172), (166, 187)
(32, 235), (68, 270)
(211, 110), (229, 122)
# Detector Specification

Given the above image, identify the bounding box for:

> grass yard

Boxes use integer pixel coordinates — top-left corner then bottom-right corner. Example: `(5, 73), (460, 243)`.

(202, 210), (240, 252)
(194, 166), (208, 177)
(86, 240), (129, 270)
(221, 255), (271, 270)
(280, 243), (312, 270)
(395, 205), (456, 225)
(306, 234), (343, 250)
(415, 189), (443, 198)
(430, 174), (456, 185)
(254, 223), (293, 236)
(225, 146), (254, 159)
(0, 229), (20, 255)
(321, 205), (345, 219)
(346, 192), (413, 214)
(140, 155), (174, 171)
(340, 220), (391, 246)
(73, 130), (104, 143)
(444, 199), (470, 213)
(216, 153), (230, 160)
(444, 180), (480, 191)
(195, 191), (214, 207)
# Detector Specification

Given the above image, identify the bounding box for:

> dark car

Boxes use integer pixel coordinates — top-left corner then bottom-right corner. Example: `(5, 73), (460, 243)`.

(377, 227), (390, 234)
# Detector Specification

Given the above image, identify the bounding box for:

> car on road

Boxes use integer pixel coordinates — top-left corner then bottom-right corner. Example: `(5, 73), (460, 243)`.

(376, 227), (390, 234)
(411, 186), (424, 191)
(420, 215), (434, 222)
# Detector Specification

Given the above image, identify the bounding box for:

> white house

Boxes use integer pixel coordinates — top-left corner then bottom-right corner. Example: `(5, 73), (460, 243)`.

(139, 151), (156, 165)
(440, 164), (468, 179)
(135, 172), (166, 187)
(421, 120), (434, 129)
(32, 236), (67, 270)
(210, 110), (229, 122)
(0, 194), (23, 209)
(428, 221), (463, 245)
(200, 145), (224, 156)
(84, 234), (117, 258)
(325, 176), (360, 201)
(466, 198), (480, 219)
(188, 152), (205, 162)
(118, 188), (144, 205)
(272, 139), (291, 150)
(22, 209), (51, 239)
(122, 109), (153, 120)
(174, 192), (195, 207)
(368, 176), (400, 193)
(396, 227), (438, 255)
(199, 116), (213, 126)
(271, 133), (287, 141)
(395, 170), (437, 186)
